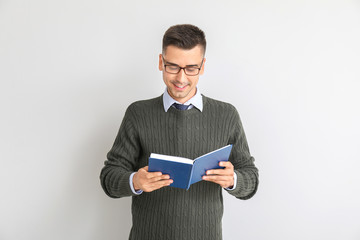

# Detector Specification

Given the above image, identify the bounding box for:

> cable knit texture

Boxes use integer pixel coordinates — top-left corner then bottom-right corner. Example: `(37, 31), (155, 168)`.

(100, 95), (259, 240)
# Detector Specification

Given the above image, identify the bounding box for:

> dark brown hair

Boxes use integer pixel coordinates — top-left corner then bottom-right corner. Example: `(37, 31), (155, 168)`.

(162, 24), (206, 55)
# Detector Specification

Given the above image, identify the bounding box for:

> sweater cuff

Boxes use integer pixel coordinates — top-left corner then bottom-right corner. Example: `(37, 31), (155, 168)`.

(225, 169), (258, 200)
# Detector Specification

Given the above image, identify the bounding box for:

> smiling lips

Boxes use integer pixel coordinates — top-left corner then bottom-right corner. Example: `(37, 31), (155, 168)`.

(173, 83), (188, 90)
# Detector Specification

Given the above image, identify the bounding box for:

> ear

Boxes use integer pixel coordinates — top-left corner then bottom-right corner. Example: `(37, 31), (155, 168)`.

(199, 57), (206, 75)
(158, 54), (163, 71)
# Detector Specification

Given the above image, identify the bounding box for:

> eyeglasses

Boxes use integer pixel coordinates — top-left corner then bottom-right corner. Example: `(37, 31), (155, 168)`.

(162, 57), (204, 76)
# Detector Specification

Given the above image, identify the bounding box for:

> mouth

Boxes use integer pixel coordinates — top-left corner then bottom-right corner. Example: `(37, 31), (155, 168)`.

(173, 83), (188, 90)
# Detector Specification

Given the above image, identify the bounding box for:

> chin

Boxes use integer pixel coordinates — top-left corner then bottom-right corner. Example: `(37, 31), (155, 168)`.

(171, 92), (187, 100)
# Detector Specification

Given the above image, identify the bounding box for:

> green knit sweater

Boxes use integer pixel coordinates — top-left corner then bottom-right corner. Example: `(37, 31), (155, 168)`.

(100, 95), (259, 240)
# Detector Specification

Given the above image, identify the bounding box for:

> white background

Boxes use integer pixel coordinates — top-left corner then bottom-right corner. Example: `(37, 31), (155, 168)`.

(1, 0), (360, 239)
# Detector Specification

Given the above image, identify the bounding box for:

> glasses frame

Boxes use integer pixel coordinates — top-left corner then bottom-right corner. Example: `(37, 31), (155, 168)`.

(162, 56), (204, 76)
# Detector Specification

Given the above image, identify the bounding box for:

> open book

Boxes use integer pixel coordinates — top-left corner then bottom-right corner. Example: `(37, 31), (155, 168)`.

(148, 145), (233, 190)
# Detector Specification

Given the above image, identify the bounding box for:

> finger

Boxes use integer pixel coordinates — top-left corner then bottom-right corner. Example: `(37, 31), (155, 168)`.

(206, 169), (233, 176)
(157, 179), (173, 186)
(141, 166), (165, 174)
(148, 174), (171, 183)
(145, 171), (164, 179)
(219, 161), (234, 169)
(143, 166), (170, 179)
(145, 179), (173, 192)
(161, 174), (171, 180)
(202, 175), (232, 182)
(140, 166), (161, 176)
(202, 178), (233, 188)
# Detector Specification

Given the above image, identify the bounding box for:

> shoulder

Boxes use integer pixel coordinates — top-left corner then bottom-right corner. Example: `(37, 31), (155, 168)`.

(202, 95), (238, 114)
(125, 95), (163, 116)
(127, 95), (162, 110)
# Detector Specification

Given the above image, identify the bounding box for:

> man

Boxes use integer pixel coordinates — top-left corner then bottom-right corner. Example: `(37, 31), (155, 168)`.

(100, 24), (259, 240)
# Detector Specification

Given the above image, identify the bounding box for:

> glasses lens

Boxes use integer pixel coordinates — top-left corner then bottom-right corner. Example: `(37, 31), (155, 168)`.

(184, 67), (199, 76)
(165, 65), (180, 74)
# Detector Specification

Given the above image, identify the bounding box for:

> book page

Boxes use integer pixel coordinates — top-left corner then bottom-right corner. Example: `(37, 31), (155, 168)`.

(150, 153), (193, 165)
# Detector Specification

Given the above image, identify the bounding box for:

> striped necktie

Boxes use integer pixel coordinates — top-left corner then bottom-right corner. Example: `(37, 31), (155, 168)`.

(173, 103), (190, 110)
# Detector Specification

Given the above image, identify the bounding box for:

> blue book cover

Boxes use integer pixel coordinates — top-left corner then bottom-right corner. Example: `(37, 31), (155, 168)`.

(148, 145), (233, 190)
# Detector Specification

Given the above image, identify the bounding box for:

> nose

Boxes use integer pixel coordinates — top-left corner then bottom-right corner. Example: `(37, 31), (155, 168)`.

(177, 68), (187, 83)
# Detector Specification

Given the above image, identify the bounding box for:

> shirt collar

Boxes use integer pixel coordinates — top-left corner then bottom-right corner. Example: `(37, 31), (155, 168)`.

(163, 88), (203, 112)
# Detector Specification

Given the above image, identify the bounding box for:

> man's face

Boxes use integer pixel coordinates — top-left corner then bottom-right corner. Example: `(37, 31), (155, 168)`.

(159, 45), (206, 104)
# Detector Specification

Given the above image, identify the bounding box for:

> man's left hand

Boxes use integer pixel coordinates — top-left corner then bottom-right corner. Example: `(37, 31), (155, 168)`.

(202, 161), (235, 189)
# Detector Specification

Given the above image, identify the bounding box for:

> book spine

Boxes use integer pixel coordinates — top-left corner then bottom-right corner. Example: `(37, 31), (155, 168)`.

(186, 165), (195, 190)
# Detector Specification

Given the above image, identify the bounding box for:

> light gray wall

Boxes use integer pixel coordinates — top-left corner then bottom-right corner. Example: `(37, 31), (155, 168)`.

(1, 1), (359, 240)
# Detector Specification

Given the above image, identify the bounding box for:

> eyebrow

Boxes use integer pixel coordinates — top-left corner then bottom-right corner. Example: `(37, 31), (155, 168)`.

(164, 60), (200, 68)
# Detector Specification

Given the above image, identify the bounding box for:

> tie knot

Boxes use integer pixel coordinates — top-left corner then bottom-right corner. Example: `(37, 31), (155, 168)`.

(173, 103), (190, 110)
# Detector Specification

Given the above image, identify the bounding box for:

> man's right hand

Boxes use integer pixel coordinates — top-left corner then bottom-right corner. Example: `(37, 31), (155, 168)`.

(133, 166), (173, 192)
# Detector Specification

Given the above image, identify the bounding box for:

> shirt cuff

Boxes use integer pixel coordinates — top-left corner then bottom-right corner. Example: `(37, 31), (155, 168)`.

(129, 172), (143, 195)
(225, 172), (237, 191)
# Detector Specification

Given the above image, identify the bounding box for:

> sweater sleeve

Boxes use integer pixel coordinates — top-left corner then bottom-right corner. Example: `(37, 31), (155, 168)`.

(226, 106), (259, 200)
(100, 105), (141, 198)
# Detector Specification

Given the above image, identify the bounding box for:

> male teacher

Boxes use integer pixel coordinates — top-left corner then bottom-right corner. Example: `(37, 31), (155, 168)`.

(100, 24), (259, 240)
